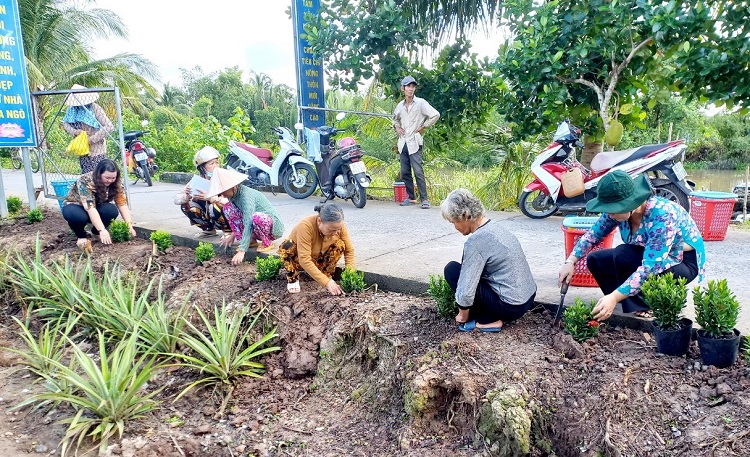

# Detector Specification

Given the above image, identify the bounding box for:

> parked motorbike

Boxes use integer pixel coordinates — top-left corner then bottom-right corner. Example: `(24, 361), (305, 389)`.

(519, 120), (694, 219)
(225, 127), (318, 199)
(124, 128), (157, 186)
(316, 113), (371, 208)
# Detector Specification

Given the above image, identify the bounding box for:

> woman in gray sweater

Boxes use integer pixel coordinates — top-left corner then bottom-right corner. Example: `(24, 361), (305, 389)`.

(441, 189), (537, 332)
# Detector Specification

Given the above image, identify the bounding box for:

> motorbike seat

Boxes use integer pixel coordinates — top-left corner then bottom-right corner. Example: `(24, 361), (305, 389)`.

(123, 131), (143, 141)
(234, 142), (273, 166)
(590, 142), (674, 172)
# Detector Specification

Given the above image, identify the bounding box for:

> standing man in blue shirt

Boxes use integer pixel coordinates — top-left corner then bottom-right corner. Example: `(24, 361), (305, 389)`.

(393, 76), (440, 209)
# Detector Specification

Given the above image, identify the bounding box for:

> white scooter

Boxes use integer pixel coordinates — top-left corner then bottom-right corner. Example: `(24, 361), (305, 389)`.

(225, 127), (319, 199)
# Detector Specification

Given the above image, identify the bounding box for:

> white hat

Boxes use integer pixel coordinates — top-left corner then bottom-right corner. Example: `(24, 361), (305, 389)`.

(193, 146), (220, 167)
(65, 84), (100, 106)
(205, 167), (247, 198)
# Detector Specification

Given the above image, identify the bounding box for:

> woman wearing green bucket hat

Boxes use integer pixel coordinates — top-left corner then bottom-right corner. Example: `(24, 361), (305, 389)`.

(558, 170), (705, 321)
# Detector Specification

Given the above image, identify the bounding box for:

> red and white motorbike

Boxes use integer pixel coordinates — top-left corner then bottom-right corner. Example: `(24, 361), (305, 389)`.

(519, 120), (694, 219)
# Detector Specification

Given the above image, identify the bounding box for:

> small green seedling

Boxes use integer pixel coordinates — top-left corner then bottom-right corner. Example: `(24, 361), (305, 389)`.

(26, 208), (43, 224)
(150, 230), (172, 251)
(563, 298), (601, 343)
(6, 196), (22, 214)
(340, 266), (365, 293)
(429, 274), (458, 320)
(256, 255), (283, 281)
(195, 242), (215, 264)
(109, 220), (131, 242)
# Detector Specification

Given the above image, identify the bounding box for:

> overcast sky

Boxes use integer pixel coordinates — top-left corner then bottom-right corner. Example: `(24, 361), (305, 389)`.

(91, 0), (502, 92)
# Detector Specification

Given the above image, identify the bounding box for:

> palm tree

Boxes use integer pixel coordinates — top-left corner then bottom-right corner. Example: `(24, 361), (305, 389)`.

(20, 0), (160, 120)
(249, 72), (273, 111)
(396, 0), (500, 41)
(160, 83), (191, 115)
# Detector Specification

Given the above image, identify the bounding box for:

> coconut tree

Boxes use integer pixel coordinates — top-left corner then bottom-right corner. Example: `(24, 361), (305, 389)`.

(20, 0), (159, 122)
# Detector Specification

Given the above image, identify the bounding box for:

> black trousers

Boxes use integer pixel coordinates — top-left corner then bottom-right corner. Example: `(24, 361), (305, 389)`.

(62, 203), (119, 238)
(444, 261), (535, 324)
(399, 145), (427, 202)
(586, 244), (699, 313)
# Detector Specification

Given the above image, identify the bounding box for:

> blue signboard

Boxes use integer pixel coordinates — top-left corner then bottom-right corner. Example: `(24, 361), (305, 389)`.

(292, 0), (325, 129)
(0, 0), (36, 147)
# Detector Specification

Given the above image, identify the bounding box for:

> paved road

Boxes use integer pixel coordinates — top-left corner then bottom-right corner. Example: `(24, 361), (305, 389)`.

(3, 168), (749, 334)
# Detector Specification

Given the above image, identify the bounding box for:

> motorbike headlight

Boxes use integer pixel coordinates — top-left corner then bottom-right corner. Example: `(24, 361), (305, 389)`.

(147, 147), (156, 158)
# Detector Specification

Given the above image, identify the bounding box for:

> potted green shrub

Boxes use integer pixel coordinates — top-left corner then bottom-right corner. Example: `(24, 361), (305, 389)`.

(694, 279), (742, 368)
(641, 272), (691, 356)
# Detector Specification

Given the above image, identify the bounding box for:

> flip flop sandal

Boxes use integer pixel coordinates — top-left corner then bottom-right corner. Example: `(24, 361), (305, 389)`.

(287, 281), (301, 294)
(478, 325), (502, 333)
(421, 201), (431, 209)
(257, 244), (276, 253)
(458, 320), (477, 332)
(634, 310), (654, 319)
(399, 199), (417, 206)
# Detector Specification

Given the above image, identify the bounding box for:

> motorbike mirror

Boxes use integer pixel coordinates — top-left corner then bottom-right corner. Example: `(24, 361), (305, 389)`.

(335, 112), (346, 121)
(141, 120), (149, 127)
(294, 122), (303, 130)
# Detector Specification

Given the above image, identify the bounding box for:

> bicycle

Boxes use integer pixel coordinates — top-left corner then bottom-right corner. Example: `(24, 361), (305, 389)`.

(9, 147), (41, 173)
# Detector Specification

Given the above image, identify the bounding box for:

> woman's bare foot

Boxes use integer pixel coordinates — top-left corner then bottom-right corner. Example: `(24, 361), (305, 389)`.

(634, 310), (653, 319)
(476, 319), (503, 332)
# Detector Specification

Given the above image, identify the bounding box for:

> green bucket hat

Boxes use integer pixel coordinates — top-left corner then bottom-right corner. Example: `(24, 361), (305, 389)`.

(586, 171), (652, 214)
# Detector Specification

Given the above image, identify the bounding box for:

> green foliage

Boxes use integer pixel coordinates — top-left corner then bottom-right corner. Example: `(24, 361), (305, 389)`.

(563, 298), (601, 343)
(109, 220), (131, 243)
(340, 266), (366, 293)
(15, 332), (160, 456)
(255, 255), (283, 281)
(6, 315), (78, 380)
(641, 273), (688, 331)
(251, 107), (282, 146)
(6, 196), (22, 214)
(150, 230), (172, 251)
(27, 208), (43, 224)
(195, 242), (215, 265)
(171, 305), (280, 400)
(694, 279), (741, 338)
(428, 274), (458, 320)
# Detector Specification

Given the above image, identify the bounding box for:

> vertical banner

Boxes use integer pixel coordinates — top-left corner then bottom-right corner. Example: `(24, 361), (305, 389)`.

(0, 0), (36, 147)
(292, 0), (325, 129)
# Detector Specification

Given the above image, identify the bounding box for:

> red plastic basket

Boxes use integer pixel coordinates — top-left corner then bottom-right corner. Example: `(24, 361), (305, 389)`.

(562, 226), (616, 287)
(393, 182), (407, 203)
(689, 193), (737, 241)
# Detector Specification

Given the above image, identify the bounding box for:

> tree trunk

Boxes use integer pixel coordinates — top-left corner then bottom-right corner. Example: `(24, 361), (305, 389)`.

(580, 139), (603, 168)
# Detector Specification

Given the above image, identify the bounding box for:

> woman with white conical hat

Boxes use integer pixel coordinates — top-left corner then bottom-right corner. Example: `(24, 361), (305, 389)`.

(206, 167), (285, 265)
(62, 84), (114, 174)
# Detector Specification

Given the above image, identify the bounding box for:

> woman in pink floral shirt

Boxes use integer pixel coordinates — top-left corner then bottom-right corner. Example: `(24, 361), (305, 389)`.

(558, 171), (705, 321)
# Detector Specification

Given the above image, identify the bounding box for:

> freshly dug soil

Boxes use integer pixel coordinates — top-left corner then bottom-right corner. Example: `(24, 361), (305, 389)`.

(0, 210), (748, 457)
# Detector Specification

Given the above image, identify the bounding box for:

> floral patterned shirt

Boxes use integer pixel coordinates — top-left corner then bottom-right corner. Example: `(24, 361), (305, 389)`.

(64, 171), (127, 210)
(572, 196), (705, 296)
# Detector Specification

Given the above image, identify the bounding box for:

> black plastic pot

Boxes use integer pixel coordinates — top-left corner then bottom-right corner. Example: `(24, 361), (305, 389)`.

(653, 318), (693, 356)
(696, 328), (741, 368)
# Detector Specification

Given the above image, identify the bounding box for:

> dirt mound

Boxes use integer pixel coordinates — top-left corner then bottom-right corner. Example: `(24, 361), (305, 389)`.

(0, 210), (748, 456)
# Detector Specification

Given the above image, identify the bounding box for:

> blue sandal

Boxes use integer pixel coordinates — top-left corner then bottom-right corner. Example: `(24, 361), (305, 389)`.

(458, 321), (476, 332)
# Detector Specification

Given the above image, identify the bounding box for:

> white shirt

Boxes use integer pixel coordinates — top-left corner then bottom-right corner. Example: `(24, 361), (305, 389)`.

(393, 96), (440, 155)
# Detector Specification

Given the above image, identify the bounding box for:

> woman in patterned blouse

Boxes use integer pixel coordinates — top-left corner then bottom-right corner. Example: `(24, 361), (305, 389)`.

(62, 159), (136, 252)
(558, 171), (705, 321)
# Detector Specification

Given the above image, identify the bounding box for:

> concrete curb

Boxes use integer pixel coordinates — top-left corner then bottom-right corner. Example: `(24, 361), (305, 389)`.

(132, 227), (676, 335)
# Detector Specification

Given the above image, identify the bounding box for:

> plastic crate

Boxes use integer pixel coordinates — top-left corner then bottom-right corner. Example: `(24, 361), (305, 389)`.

(562, 216), (616, 287)
(393, 182), (407, 203)
(51, 179), (76, 210)
(689, 191), (737, 241)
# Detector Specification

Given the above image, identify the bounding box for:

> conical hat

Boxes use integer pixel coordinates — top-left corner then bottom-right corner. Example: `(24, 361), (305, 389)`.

(205, 167), (247, 198)
(65, 84), (100, 106)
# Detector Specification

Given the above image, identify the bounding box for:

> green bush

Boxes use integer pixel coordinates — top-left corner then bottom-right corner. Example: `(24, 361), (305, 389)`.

(109, 220), (131, 242)
(195, 242), (215, 264)
(340, 266), (365, 293)
(26, 208), (43, 224)
(255, 255), (283, 281)
(6, 196), (22, 213)
(429, 274), (458, 320)
(694, 279), (741, 338)
(641, 272), (688, 331)
(150, 230), (172, 251)
(563, 298), (601, 343)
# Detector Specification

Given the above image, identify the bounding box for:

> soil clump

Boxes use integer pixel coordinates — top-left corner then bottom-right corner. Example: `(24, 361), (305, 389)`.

(0, 211), (748, 456)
